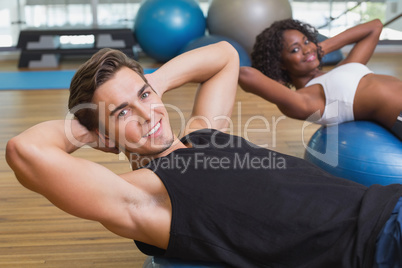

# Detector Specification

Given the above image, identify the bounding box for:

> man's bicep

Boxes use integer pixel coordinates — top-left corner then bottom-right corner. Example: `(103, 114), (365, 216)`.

(187, 70), (238, 132)
(22, 149), (135, 226)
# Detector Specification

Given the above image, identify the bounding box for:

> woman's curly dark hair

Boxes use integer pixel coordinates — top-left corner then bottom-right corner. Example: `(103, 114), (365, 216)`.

(251, 19), (323, 88)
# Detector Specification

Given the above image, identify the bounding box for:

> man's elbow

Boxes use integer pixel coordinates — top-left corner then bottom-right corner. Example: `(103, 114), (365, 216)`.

(218, 41), (239, 66)
(6, 137), (35, 189)
(6, 137), (20, 170)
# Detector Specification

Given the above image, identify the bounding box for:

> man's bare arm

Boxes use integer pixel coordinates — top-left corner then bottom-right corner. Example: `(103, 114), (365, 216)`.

(146, 41), (240, 133)
(5, 120), (145, 237)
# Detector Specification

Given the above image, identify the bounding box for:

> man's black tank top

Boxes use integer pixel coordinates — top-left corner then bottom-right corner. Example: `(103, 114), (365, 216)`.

(135, 129), (402, 267)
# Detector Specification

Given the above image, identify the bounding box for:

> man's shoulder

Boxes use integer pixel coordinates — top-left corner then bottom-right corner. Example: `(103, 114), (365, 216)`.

(181, 128), (220, 140)
(181, 128), (232, 145)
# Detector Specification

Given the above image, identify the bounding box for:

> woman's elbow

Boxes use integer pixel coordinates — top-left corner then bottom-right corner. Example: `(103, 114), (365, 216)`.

(373, 18), (383, 27)
(239, 66), (253, 77)
(239, 67), (255, 91)
(371, 19), (383, 34)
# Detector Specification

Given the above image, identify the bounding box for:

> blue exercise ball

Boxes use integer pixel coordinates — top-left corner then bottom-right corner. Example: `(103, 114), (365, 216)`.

(179, 35), (251, 67)
(143, 256), (224, 268)
(316, 33), (344, 66)
(134, 0), (206, 62)
(304, 121), (402, 187)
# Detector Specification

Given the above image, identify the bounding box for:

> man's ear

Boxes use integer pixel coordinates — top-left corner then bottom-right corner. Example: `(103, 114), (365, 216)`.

(95, 128), (112, 146)
(94, 128), (120, 153)
(95, 128), (109, 139)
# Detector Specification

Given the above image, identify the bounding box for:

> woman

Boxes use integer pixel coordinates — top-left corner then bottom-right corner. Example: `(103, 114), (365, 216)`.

(239, 18), (402, 140)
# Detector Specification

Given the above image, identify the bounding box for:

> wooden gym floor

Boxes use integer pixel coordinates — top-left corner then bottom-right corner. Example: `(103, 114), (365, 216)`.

(0, 51), (401, 267)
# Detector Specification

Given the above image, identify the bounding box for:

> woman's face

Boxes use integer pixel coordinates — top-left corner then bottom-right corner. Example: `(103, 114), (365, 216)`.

(280, 29), (320, 77)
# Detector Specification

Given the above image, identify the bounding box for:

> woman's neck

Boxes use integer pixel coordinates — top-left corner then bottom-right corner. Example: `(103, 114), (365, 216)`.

(292, 68), (325, 89)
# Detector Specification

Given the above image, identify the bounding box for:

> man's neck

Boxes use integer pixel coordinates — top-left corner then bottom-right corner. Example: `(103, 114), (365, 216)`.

(126, 136), (188, 170)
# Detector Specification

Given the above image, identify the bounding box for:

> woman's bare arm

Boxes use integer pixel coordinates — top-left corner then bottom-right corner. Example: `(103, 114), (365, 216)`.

(239, 66), (314, 119)
(320, 19), (383, 65)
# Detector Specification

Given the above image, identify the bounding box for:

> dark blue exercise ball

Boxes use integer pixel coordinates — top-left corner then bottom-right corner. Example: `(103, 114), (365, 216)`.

(304, 121), (402, 187)
(143, 256), (225, 267)
(179, 35), (251, 67)
(134, 0), (206, 62)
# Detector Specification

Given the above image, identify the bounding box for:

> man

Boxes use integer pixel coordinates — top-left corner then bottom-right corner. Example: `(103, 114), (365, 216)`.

(6, 42), (402, 267)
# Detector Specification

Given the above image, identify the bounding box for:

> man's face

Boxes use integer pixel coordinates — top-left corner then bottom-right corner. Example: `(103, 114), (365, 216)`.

(93, 67), (174, 157)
